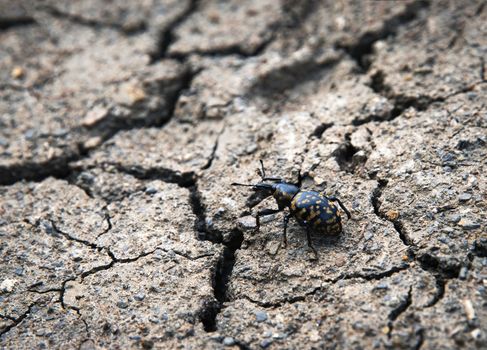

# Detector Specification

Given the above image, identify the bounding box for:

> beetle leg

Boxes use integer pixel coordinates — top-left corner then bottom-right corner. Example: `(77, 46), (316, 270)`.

(326, 196), (352, 219)
(282, 213), (291, 247)
(255, 208), (281, 231)
(306, 228), (318, 259)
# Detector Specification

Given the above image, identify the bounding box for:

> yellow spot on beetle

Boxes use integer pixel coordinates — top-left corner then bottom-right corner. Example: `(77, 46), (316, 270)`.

(308, 211), (319, 220)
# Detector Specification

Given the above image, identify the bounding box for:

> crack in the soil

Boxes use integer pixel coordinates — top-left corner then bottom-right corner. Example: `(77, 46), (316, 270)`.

(0, 16), (35, 30)
(188, 181), (223, 243)
(240, 263), (410, 309)
(166, 0), (317, 61)
(95, 208), (113, 240)
(150, 0), (200, 62)
(0, 153), (79, 186)
(371, 178), (413, 247)
(414, 326), (425, 350)
(0, 57), (195, 187)
(388, 287), (413, 322)
(201, 123), (226, 171)
(105, 163), (196, 188)
(387, 287), (413, 340)
(48, 220), (102, 251)
(200, 229), (244, 332)
(416, 251), (466, 279)
(0, 303), (36, 336)
(168, 36), (275, 61)
(338, 0), (430, 71)
(37, 4), (146, 34)
(424, 275), (446, 308)
(367, 69), (487, 124)
(0, 313), (16, 322)
(310, 122), (334, 140)
(69, 307), (90, 337)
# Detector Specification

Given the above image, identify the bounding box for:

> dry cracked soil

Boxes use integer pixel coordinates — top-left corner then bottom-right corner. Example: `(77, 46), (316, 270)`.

(0, 1), (486, 349)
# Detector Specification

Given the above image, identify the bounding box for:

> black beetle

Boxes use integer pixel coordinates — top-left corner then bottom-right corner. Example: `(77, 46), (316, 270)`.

(232, 161), (351, 256)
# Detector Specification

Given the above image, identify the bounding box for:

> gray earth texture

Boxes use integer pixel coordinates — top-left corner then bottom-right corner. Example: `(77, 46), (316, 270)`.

(0, 1), (486, 349)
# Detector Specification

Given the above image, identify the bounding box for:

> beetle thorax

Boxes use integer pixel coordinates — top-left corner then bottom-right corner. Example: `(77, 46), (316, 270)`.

(273, 183), (299, 208)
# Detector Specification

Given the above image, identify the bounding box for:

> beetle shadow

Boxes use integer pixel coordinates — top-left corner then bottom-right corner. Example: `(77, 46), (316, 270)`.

(310, 232), (342, 249)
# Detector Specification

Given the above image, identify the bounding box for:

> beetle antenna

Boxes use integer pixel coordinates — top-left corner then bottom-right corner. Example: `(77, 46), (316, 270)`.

(259, 159), (266, 179)
(231, 183), (255, 187)
(231, 182), (274, 190)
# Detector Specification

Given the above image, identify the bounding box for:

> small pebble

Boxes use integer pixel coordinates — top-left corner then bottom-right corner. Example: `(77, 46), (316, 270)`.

(79, 172), (95, 183)
(0, 278), (17, 293)
(459, 266), (468, 280)
(364, 231), (373, 241)
(145, 187), (158, 195)
(471, 329), (482, 340)
(223, 337), (235, 346)
(11, 66), (24, 79)
(117, 301), (128, 309)
(448, 214), (461, 223)
(260, 339), (272, 348)
(237, 216), (257, 229)
(148, 317), (159, 324)
(438, 236), (449, 244)
(462, 299), (475, 321)
(255, 311), (268, 322)
(458, 219), (480, 230)
(458, 193), (472, 202)
(134, 293), (145, 301)
(385, 209), (399, 221)
(267, 241), (280, 255)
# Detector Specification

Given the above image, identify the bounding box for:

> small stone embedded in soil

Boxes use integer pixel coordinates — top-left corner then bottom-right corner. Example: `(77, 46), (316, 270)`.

(462, 299), (476, 321)
(458, 218), (481, 230)
(255, 311), (268, 322)
(145, 187), (158, 195)
(223, 337), (235, 346)
(448, 214), (461, 223)
(134, 293), (145, 301)
(117, 300), (129, 309)
(237, 215), (257, 229)
(0, 278), (17, 293)
(267, 241), (281, 255)
(385, 210), (400, 221)
(458, 193), (472, 202)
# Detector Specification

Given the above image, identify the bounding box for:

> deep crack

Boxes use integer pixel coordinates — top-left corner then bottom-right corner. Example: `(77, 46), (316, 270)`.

(150, 0), (200, 62)
(425, 275), (446, 308)
(387, 287), (413, 339)
(200, 229), (244, 332)
(0, 16), (35, 30)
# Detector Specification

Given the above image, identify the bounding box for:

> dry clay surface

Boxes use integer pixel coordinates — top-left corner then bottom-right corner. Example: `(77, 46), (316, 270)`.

(0, 1), (486, 349)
